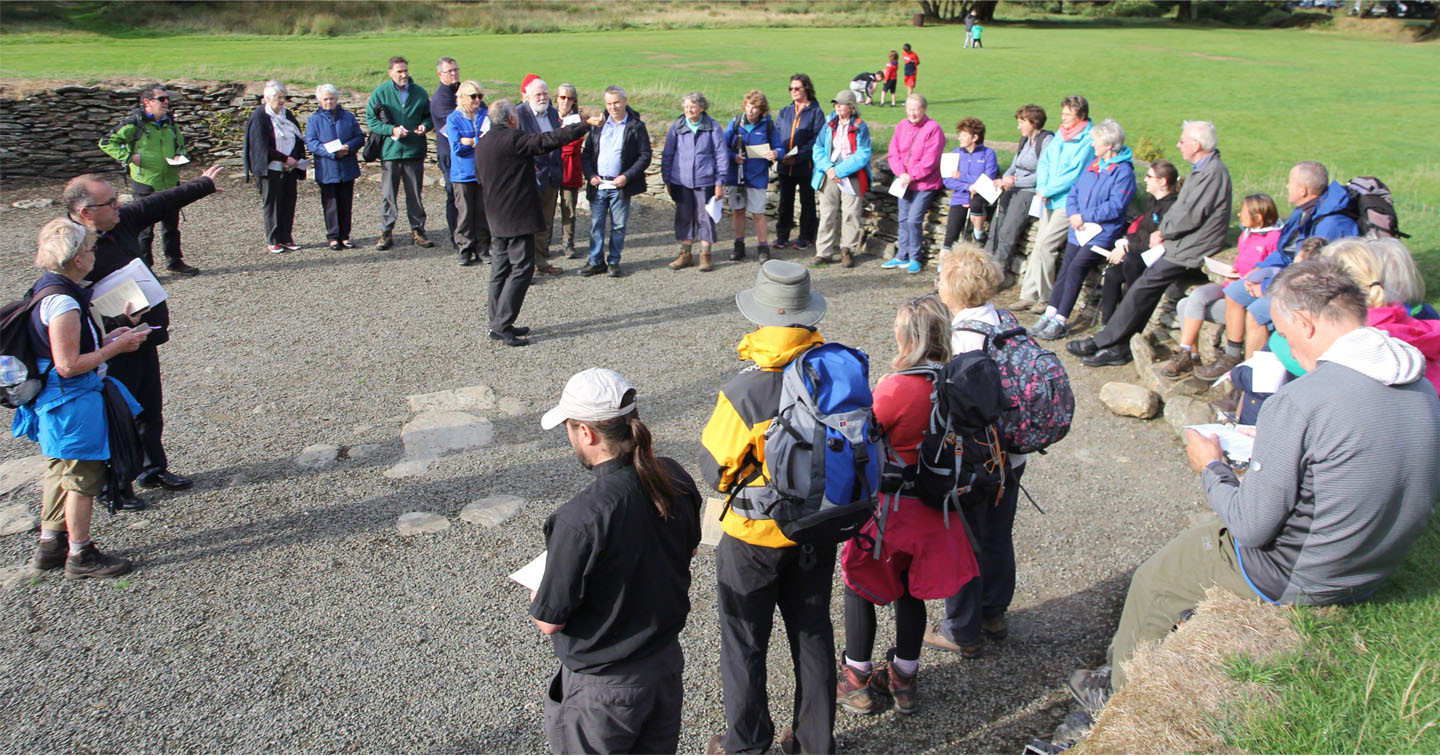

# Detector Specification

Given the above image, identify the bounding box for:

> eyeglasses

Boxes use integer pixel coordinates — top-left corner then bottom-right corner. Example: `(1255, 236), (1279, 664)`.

(556, 95), (574, 101)
(85, 196), (118, 209)
(439, 68), (458, 75)
(149, 96), (169, 102)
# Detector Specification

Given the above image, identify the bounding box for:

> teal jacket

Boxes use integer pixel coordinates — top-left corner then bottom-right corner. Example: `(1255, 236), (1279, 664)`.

(366, 80), (433, 162)
(1034, 121), (1094, 212)
(98, 108), (185, 190)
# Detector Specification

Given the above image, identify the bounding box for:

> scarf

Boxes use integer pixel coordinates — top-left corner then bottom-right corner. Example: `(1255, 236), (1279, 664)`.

(1059, 118), (1089, 142)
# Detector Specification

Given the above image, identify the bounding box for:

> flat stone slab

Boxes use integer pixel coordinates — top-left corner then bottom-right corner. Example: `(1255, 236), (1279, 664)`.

(397, 511), (450, 535)
(11, 198), (54, 209)
(496, 397), (526, 416)
(399, 411), (494, 460)
(0, 503), (38, 537)
(459, 495), (525, 527)
(346, 443), (388, 462)
(294, 444), (340, 470)
(383, 458), (435, 479)
(406, 385), (496, 414)
(0, 455), (48, 498)
(1, 565), (35, 591)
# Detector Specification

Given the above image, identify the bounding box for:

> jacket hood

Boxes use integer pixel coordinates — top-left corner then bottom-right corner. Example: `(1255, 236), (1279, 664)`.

(1319, 326), (1428, 386)
(1094, 145), (1133, 171)
(1315, 180), (1353, 217)
(1369, 304), (1440, 360)
(736, 327), (824, 369)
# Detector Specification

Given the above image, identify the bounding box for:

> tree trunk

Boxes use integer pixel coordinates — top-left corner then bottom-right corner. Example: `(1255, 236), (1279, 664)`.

(1175, 0), (1194, 22)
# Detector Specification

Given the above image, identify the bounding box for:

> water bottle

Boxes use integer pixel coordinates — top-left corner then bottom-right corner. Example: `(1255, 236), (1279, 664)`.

(0, 355), (27, 388)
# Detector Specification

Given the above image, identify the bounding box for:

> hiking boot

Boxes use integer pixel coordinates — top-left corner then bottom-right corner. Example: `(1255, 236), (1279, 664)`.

(64, 543), (133, 580)
(836, 662), (879, 715)
(877, 649), (919, 715)
(669, 247), (693, 270)
(1194, 351), (1241, 381)
(578, 263), (606, 277)
(1161, 348), (1198, 378)
(922, 624), (984, 659)
(757, 244), (771, 262)
(699, 245), (714, 272)
(412, 229), (435, 248)
(1066, 665), (1113, 715)
(841, 248), (855, 268)
(730, 239), (746, 261)
(30, 534), (68, 571)
(376, 230), (393, 250)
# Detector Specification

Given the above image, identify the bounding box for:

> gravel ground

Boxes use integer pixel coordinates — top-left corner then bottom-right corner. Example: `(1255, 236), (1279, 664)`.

(0, 168), (1207, 754)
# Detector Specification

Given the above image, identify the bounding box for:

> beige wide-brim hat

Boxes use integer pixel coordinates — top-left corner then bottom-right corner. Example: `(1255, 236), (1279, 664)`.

(735, 260), (827, 328)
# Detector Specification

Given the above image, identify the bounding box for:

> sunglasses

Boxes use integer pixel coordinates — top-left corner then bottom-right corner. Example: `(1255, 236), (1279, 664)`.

(556, 95), (574, 101)
(149, 96), (169, 102)
(789, 86), (803, 91)
(462, 93), (482, 99)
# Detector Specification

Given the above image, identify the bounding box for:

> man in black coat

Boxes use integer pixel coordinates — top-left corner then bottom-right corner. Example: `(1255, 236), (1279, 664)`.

(474, 99), (597, 347)
(63, 166), (225, 507)
(579, 86), (651, 278)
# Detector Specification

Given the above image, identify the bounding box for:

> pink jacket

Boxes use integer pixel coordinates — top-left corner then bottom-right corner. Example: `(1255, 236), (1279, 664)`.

(1234, 226), (1281, 276)
(1368, 304), (1440, 396)
(888, 116), (945, 191)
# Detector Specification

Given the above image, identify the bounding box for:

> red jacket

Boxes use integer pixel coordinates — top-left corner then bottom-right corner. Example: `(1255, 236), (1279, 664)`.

(560, 135), (584, 189)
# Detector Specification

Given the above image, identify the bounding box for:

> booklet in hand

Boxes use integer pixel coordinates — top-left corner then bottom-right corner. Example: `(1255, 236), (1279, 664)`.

(510, 551), (548, 592)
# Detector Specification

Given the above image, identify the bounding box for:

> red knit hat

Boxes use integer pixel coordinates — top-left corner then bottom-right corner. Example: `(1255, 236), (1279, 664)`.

(520, 74), (539, 94)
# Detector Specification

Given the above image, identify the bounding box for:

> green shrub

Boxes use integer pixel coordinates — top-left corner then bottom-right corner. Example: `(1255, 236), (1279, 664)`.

(1079, 1), (1167, 18)
(308, 14), (341, 36)
(1133, 135), (1165, 163)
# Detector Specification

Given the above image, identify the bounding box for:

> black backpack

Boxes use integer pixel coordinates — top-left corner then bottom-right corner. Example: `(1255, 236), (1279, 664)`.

(362, 104), (394, 163)
(884, 352), (1008, 517)
(1345, 176), (1408, 239)
(0, 283), (65, 409)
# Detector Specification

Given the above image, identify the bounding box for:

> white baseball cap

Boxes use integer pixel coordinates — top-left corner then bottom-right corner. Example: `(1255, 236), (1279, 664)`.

(540, 368), (636, 430)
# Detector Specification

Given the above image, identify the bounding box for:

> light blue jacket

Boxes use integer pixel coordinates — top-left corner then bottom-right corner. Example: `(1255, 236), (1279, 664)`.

(1034, 121), (1095, 211)
(810, 112), (872, 193)
(12, 362), (142, 461)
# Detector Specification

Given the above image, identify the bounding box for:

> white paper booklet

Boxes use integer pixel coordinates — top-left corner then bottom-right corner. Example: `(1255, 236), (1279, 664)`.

(1075, 222), (1103, 245)
(89, 278), (150, 320)
(1028, 193), (1044, 218)
(323, 138), (344, 153)
(1184, 424), (1256, 463)
(888, 178), (908, 198)
(92, 257), (168, 309)
(706, 195), (724, 223)
(970, 174), (1002, 204)
(1141, 245), (1165, 267)
(560, 113), (582, 126)
(940, 152), (960, 178)
(165, 155), (190, 166)
(837, 176), (858, 196)
(745, 144), (773, 159)
(509, 551), (547, 591)
(1204, 256), (1239, 279)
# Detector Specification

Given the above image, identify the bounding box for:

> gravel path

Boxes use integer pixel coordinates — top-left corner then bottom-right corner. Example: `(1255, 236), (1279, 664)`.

(0, 169), (1207, 753)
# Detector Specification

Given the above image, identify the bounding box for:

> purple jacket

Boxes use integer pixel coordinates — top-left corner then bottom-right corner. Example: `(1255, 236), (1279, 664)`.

(942, 145), (999, 206)
(661, 114), (729, 189)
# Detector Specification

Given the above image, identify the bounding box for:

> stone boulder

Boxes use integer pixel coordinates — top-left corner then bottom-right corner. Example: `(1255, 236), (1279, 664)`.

(1099, 382), (1163, 419)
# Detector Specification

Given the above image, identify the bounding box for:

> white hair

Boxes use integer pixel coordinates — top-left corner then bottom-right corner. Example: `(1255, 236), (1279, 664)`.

(1091, 118), (1125, 150)
(263, 80), (288, 104)
(1181, 120), (1217, 152)
(315, 83), (340, 100)
(525, 77), (548, 95)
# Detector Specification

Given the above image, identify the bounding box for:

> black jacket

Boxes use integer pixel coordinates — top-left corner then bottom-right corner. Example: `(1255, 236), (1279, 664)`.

(514, 103), (563, 188)
(80, 176), (217, 345)
(243, 106), (307, 186)
(474, 121), (592, 238)
(580, 107), (652, 201)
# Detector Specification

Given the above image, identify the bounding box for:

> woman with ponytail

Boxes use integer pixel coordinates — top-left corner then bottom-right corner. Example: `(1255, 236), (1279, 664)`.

(530, 368), (703, 754)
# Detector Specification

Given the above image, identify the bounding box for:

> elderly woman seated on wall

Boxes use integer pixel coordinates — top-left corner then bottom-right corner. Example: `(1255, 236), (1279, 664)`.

(16, 219), (150, 579)
(1031, 118), (1135, 341)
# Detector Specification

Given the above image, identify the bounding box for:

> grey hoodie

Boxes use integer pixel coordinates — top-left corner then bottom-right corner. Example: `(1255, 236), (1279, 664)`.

(1202, 327), (1440, 605)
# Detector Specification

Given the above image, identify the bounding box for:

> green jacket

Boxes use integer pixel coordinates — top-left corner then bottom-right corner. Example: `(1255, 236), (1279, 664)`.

(366, 79), (432, 162)
(98, 108), (185, 190)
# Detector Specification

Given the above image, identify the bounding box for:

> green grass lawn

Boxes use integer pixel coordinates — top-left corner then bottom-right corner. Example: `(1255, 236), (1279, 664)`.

(2, 21), (1437, 294)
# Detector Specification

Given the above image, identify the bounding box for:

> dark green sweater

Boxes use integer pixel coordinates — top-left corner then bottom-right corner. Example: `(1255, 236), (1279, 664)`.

(365, 79), (433, 162)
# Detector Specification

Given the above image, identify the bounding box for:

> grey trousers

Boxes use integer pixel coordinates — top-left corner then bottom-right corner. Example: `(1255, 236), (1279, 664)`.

(558, 186), (580, 248)
(535, 185), (559, 257)
(488, 235), (535, 334)
(380, 158), (426, 233)
(544, 640), (684, 755)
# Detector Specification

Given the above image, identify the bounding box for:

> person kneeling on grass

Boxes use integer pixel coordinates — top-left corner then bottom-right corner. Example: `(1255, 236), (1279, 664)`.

(1067, 260), (1440, 716)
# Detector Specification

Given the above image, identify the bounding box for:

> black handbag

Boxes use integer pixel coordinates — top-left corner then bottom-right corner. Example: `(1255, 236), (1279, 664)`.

(101, 378), (144, 490)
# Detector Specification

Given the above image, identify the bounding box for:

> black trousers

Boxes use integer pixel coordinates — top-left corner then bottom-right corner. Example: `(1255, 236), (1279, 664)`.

(544, 639), (684, 755)
(453, 181), (491, 259)
(318, 180), (355, 243)
(1100, 250), (1147, 325)
(260, 169), (299, 246)
(716, 534), (836, 755)
(437, 146), (459, 246)
(104, 343), (167, 478)
(1093, 257), (1194, 350)
(775, 173), (817, 243)
(941, 464), (1025, 644)
(488, 235), (535, 334)
(942, 200), (990, 248)
(129, 180), (182, 267)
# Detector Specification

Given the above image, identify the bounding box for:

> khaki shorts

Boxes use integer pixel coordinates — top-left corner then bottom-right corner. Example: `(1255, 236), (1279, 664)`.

(726, 185), (767, 215)
(41, 458), (108, 529)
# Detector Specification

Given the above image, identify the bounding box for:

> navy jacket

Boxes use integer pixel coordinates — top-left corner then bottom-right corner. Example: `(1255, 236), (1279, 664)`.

(515, 102), (564, 188)
(775, 101), (826, 178)
(430, 82), (459, 164)
(304, 107), (364, 184)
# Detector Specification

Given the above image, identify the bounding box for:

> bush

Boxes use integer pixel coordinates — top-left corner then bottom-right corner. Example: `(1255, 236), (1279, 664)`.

(308, 13), (341, 37)
(1133, 135), (1165, 163)
(1078, 1), (1167, 18)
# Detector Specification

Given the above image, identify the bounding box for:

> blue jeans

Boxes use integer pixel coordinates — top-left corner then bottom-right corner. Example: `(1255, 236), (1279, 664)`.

(1223, 277), (1274, 326)
(896, 188), (934, 262)
(588, 187), (630, 266)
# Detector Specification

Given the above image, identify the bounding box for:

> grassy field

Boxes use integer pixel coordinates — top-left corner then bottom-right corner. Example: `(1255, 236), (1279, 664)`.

(3, 21), (1436, 297)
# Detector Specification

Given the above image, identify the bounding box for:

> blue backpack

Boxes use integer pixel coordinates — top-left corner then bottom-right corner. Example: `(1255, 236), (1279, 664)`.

(729, 342), (881, 545)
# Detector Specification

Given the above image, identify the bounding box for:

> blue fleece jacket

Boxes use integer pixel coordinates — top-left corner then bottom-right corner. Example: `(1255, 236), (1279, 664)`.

(723, 114), (784, 188)
(942, 144), (999, 206)
(1257, 181), (1360, 270)
(1066, 146), (1136, 250)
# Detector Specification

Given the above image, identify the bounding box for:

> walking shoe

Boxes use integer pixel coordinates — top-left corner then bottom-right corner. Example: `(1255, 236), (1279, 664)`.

(64, 543), (133, 580)
(341, 239), (355, 249)
(731, 239), (746, 261)
(793, 238), (811, 251)
(1160, 348), (1199, 378)
(1066, 338), (1099, 358)
(877, 648), (919, 714)
(841, 248), (855, 268)
(458, 251), (476, 266)
(376, 230), (393, 250)
(905, 260), (923, 274)
(166, 261), (200, 276)
(1067, 665), (1113, 715)
(757, 244), (771, 262)
(1194, 351), (1241, 381)
(1052, 710), (1095, 745)
(607, 263), (622, 278)
(578, 263), (606, 277)
(565, 243), (584, 260)
(669, 249), (694, 270)
(880, 257), (906, 269)
(922, 624), (984, 659)
(1031, 316), (1065, 341)
(282, 242), (301, 251)
(981, 615), (1009, 640)
(30, 534), (69, 571)
(488, 329), (530, 347)
(698, 246), (714, 272)
(537, 262), (565, 275)
(412, 229), (435, 248)
(836, 661), (879, 715)
(774, 236), (790, 249)
(137, 470), (193, 490)
(811, 255), (833, 266)
(268, 244), (285, 254)
(329, 241), (343, 252)
(100, 489), (147, 514)
(1082, 345), (1133, 367)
